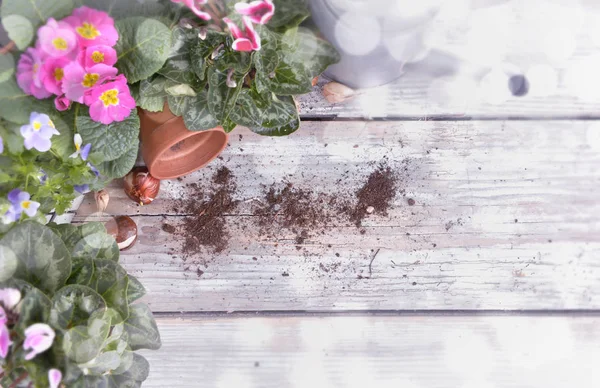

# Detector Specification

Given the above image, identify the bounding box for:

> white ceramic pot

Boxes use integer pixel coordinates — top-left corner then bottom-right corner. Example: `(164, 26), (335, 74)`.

(309, 0), (442, 88)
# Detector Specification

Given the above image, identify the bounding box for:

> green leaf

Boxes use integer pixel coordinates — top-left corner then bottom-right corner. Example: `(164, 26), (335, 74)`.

(50, 110), (76, 159)
(0, 121), (24, 154)
(115, 17), (172, 83)
(124, 304), (161, 350)
(0, 53), (15, 84)
(77, 110), (140, 163)
(15, 287), (51, 332)
(1, 222), (71, 294)
(190, 30), (228, 81)
(286, 30), (341, 78)
(109, 353), (150, 387)
(51, 284), (106, 330)
(138, 76), (168, 112)
(268, 0), (310, 32)
(207, 67), (244, 123)
(230, 90), (300, 136)
(127, 275), (146, 303)
(222, 117), (236, 133)
(256, 56), (312, 95)
(72, 232), (120, 262)
(213, 44), (253, 74)
(157, 26), (197, 85)
(165, 80), (196, 97)
(166, 95), (189, 116)
(79, 351), (122, 375)
(97, 139), (140, 179)
(0, 78), (54, 124)
(64, 312), (111, 363)
(1, 0), (74, 49)
(0, 244), (18, 282)
(71, 375), (109, 388)
(49, 222), (107, 252)
(183, 90), (218, 131)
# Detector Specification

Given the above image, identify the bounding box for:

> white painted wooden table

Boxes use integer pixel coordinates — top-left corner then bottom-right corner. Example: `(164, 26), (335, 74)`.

(73, 1), (600, 386)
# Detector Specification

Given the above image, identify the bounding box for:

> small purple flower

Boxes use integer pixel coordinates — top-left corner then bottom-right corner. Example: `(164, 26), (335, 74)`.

(20, 112), (60, 152)
(234, 0), (275, 25)
(39, 169), (48, 184)
(0, 135), (3, 154)
(49, 368), (62, 388)
(74, 184), (90, 194)
(23, 323), (55, 360)
(0, 322), (11, 358)
(88, 162), (100, 177)
(8, 189), (41, 219)
(69, 134), (91, 160)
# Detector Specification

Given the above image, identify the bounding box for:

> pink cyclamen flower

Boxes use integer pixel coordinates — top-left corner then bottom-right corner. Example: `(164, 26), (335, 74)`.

(234, 0), (275, 25)
(0, 322), (11, 358)
(40, 56), (71, 96)
(89, 77), (136, 124)
(48, 369), (62, 388)
(78, 45), (117, 69)
(171, 0), (212, 20)
(0, 288), (21, 313)
(38, 18), (77, 58)
(55, 95), (71, 111)
(223, 17), (261, 52)
(17, 48), (51, 99)
(62, 62), (118, 104)
(64, 6), (118, 48)
(23, 323), (55, 360)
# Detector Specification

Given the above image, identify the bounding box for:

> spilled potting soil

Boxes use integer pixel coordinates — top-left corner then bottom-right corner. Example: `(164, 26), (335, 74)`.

(164, 162), (402, 275)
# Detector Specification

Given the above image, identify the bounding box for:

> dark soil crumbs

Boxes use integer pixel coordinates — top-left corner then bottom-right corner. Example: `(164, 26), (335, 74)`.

(174, 167), (237, 256)
(349, 164), (398, 226)
(162, 223), (176, 234)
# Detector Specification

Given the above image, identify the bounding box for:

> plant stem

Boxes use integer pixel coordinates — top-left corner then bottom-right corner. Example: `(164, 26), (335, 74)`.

(0, 41), (15, 55)
(9, 371), (28, 388)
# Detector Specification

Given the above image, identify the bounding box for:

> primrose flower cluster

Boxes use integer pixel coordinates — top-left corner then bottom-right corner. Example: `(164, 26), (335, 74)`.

(17, 6), (135, 125)
(174, 0), (275, 52)
(0, 288), (62, 388)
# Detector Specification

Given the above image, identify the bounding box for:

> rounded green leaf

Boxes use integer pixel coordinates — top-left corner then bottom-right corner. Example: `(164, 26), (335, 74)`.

(0, 78), (54, 124)
(77, 109), (140, 163)
(50, 284), (106, 330)
(126, 275), (146, 303)
(15, 287), (51, 332)
(97, 138), (140, 179)
(124, 304), (161, 350)
(0, 244), (18, 281)
(115, 17), (172, 84)
(207, 67), (244, 122)
(0, 53), (15, 84)
(1, 222), (71, 294)
(183, 91), (218, 131)
(1, 15), (34, 50)
(72, 231), (120, 261)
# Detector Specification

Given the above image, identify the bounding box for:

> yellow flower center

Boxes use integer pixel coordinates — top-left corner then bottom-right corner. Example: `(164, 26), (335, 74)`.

(54, 68), (64, 82)
(76, 22), (101, 40)
(75, 142), (81, 151)
(21, 201), (31, 209)
(33, 121), (42, 131)
(100, 89), (119, 107)
(91, 51), (105, 63)
(33, 64), (39, 74)
(52, 37), (68, 50)
(82, 73), (100, 88)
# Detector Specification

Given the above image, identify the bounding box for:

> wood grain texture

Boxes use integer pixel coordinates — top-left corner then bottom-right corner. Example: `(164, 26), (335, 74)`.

(74, 120), (600, 312)
(141, 315), (600, 387)
(296, 0), (600, 119)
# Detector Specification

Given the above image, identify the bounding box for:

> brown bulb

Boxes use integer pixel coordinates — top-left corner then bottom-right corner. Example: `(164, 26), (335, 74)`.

(123, 166), (160, 206)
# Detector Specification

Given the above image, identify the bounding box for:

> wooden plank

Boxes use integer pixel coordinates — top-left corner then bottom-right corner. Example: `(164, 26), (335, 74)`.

(74, 121), (600, 311)
(297, 0), (600, 119)
(141, 315), (600, 387)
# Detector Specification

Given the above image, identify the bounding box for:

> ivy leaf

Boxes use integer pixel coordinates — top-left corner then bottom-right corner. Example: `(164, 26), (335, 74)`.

(1, 0), (74, 49)
(109, 353), (150, 386)
(207, 67), (244, 123)
(0, 78), (54, 124)
(79, 351), (122, 376)
(72, 232), (120, 262)
(63, 309), (112, 363)
(268, 0), (310, 32)
(48, 222), (107, 252)
(285, 30), (341, 77)
(0, 53), (15, 84)
(222, 117), (236, 133)
(77, 110), (140, 163)
(126, 275), (146, 303)
(115, 17), (172, 84)
(97, 138), (140, 179)
(1, 222), (71, 294)
(124, 304), (161, 350)
(138, 76), (168, 112)
(50, 284), (106, 330)
(183, 90), (218, 131)
(165, 80), (196, 97)
(231, 91), (300, 136)
(255, 56), (312, 95)
(213, 42), (253, 74)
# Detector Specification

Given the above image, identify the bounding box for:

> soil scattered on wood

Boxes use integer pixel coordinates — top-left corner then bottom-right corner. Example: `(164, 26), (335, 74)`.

(174, 167), (237, 257)
(348, 164), (398, 227)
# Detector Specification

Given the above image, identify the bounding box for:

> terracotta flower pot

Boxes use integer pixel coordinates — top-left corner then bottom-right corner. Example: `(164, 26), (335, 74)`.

(138, 104), (228, 180)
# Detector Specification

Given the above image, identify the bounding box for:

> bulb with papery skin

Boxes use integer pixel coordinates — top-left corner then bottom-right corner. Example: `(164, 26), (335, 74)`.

(123, 167), (160, 206)
(105, 215), (138, 251)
